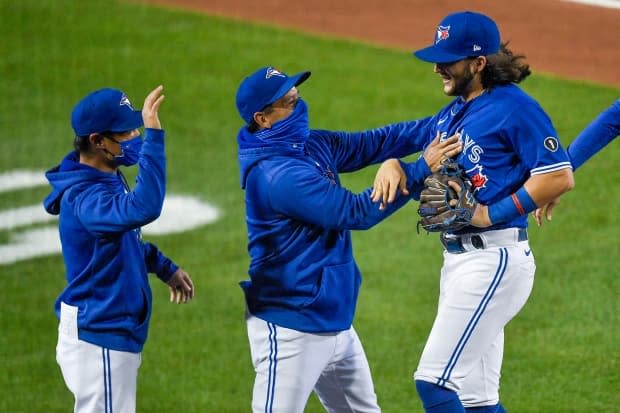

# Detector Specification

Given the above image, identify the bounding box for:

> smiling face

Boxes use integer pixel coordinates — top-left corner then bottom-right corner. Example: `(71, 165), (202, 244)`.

(433, 56), (487, 101)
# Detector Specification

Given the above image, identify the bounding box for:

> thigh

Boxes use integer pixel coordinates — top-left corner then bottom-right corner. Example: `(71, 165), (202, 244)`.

(415, 245), (535, 394)
(246, 315), (335, 413)
(56, 333), (141, 413)
(314, 327), (381, 413)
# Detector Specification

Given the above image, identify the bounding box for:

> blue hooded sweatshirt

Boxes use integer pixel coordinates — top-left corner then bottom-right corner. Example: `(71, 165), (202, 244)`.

(237, 117), (436, 333)
(43, 129), (178, 352)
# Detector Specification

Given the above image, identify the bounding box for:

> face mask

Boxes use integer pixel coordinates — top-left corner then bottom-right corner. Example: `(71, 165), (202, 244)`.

(114, 135), (142, 166)
(254, 98), (310, 144)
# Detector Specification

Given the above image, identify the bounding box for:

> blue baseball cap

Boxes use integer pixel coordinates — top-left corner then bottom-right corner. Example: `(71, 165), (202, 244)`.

(235, 66), (311, 123)
(413, 11), (500, 63)
(71, 88), (143, 137)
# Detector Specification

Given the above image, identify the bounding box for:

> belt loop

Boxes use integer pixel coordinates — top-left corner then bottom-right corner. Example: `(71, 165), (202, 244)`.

(471, 235), (485, 249)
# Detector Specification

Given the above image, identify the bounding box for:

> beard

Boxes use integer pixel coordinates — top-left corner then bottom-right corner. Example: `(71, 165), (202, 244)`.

(446, 68), (475, 97)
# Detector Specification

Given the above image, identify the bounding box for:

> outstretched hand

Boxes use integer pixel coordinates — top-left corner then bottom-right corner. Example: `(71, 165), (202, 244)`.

(371, 159), (408, 210)
(167, 268), (194, 304)
(142, 85), (165, 130)
(370, 132), (464, 210)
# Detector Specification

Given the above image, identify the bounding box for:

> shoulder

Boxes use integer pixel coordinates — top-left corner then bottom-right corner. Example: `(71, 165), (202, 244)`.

(252, 156), (312, 186)
(309, 129), (342, 144)
(63, 176), (121, 205)
(489, 85), (542, 109)
(484, 85), (549, 122)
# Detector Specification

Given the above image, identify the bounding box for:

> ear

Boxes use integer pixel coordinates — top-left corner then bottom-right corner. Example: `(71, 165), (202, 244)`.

(472, 56), (487, 73)
(252, 111), (272, 129)
(89, 133), (104, 147)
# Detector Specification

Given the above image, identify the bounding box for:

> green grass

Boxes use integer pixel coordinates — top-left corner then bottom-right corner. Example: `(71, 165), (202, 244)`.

(1, 0), (619, 411)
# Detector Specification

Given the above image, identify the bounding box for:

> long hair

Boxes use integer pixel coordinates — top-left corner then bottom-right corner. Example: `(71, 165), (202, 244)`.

(480, 42), (531, 88)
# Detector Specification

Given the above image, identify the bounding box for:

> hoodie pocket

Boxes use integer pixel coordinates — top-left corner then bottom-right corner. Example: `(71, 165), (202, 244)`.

(301, 261), (361, 320)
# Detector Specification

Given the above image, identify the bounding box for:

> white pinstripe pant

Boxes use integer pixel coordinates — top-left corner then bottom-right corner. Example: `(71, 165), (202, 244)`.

(414, 241), (535, 408)
(56, 303), (141, 413)
(246, 314), (381, 413)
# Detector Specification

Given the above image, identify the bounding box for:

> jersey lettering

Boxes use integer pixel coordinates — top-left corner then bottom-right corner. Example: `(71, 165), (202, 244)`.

(462, 132), (484, 163)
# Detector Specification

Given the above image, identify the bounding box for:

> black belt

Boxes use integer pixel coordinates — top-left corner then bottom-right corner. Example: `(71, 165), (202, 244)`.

(440, 228), (528, 254)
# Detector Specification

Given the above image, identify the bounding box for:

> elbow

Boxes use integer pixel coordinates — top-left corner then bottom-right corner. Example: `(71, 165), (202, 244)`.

(337, 217), (374, 231)
(356, 221), (375, 231)
(136, 200), (164, 224)
(143, 208), (162, 223)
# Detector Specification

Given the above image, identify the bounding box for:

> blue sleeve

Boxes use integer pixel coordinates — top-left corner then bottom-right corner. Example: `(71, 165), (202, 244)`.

(568, 99), (620, 170)
(268, 163), (412, 231)
(75, 128), (167, 234)
(399, 158), (432, 200)
(316, 116), (435, 173)
(143, 241), (179, 282)
(506, 105), (572, 175)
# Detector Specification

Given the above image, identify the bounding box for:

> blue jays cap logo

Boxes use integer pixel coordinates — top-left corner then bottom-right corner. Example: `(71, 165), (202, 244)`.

(435, 25), (450, 44)
(119, 94), (134, 109)
(265, 67), (286, 79)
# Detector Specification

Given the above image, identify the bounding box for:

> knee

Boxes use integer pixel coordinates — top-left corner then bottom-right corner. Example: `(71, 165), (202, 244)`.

(415, 380), (464, 413)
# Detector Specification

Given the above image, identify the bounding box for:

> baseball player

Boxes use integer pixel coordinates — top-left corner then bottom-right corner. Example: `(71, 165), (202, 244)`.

(44, 86), (194, 413)
(373, 11), (574, 412)
(534, 97), (620, 224)
(235, 66), (462, 413)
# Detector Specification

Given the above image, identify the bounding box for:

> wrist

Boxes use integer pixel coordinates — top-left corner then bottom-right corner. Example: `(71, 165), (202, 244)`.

(472, 204), (492, 227)
(488, 187), (537, 225)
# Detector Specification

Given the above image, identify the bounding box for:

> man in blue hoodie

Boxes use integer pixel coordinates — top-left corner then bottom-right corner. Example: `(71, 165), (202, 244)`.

(235, 66), (463, 413)
(44, 85), (194, 413)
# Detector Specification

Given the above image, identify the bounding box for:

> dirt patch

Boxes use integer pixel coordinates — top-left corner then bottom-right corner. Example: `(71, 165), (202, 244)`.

(145, 0), (620, 87)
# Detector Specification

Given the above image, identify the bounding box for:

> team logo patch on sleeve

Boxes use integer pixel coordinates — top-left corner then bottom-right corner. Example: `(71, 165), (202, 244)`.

(543, 136), (559, 152)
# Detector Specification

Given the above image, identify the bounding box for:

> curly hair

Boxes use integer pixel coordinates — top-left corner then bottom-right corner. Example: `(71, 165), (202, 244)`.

(480, 42), (531, 88)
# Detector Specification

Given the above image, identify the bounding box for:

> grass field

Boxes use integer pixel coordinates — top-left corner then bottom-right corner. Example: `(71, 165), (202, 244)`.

(1, 0), (618, 411)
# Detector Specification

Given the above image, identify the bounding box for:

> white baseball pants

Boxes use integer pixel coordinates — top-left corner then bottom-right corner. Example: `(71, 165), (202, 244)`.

(56, 302), (141, 413)
(246, 314), (381, 413)
(414, 232), (535, 408)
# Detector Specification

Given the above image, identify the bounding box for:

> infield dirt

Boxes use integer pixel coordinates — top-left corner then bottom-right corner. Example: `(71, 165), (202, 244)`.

(147, 0), (620, 87)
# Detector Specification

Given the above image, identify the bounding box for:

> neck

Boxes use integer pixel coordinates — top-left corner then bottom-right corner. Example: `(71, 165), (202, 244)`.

(463, 86), (486, 102)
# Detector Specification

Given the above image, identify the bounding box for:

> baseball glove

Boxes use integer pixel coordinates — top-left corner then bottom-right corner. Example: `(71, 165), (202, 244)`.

(417, 161), (477, 233)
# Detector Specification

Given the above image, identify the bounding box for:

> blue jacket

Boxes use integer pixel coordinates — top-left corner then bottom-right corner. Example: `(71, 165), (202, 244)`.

(237, 120), (433, 333)
(567, 98), (620, 170)
(44, 129), (178, 352)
